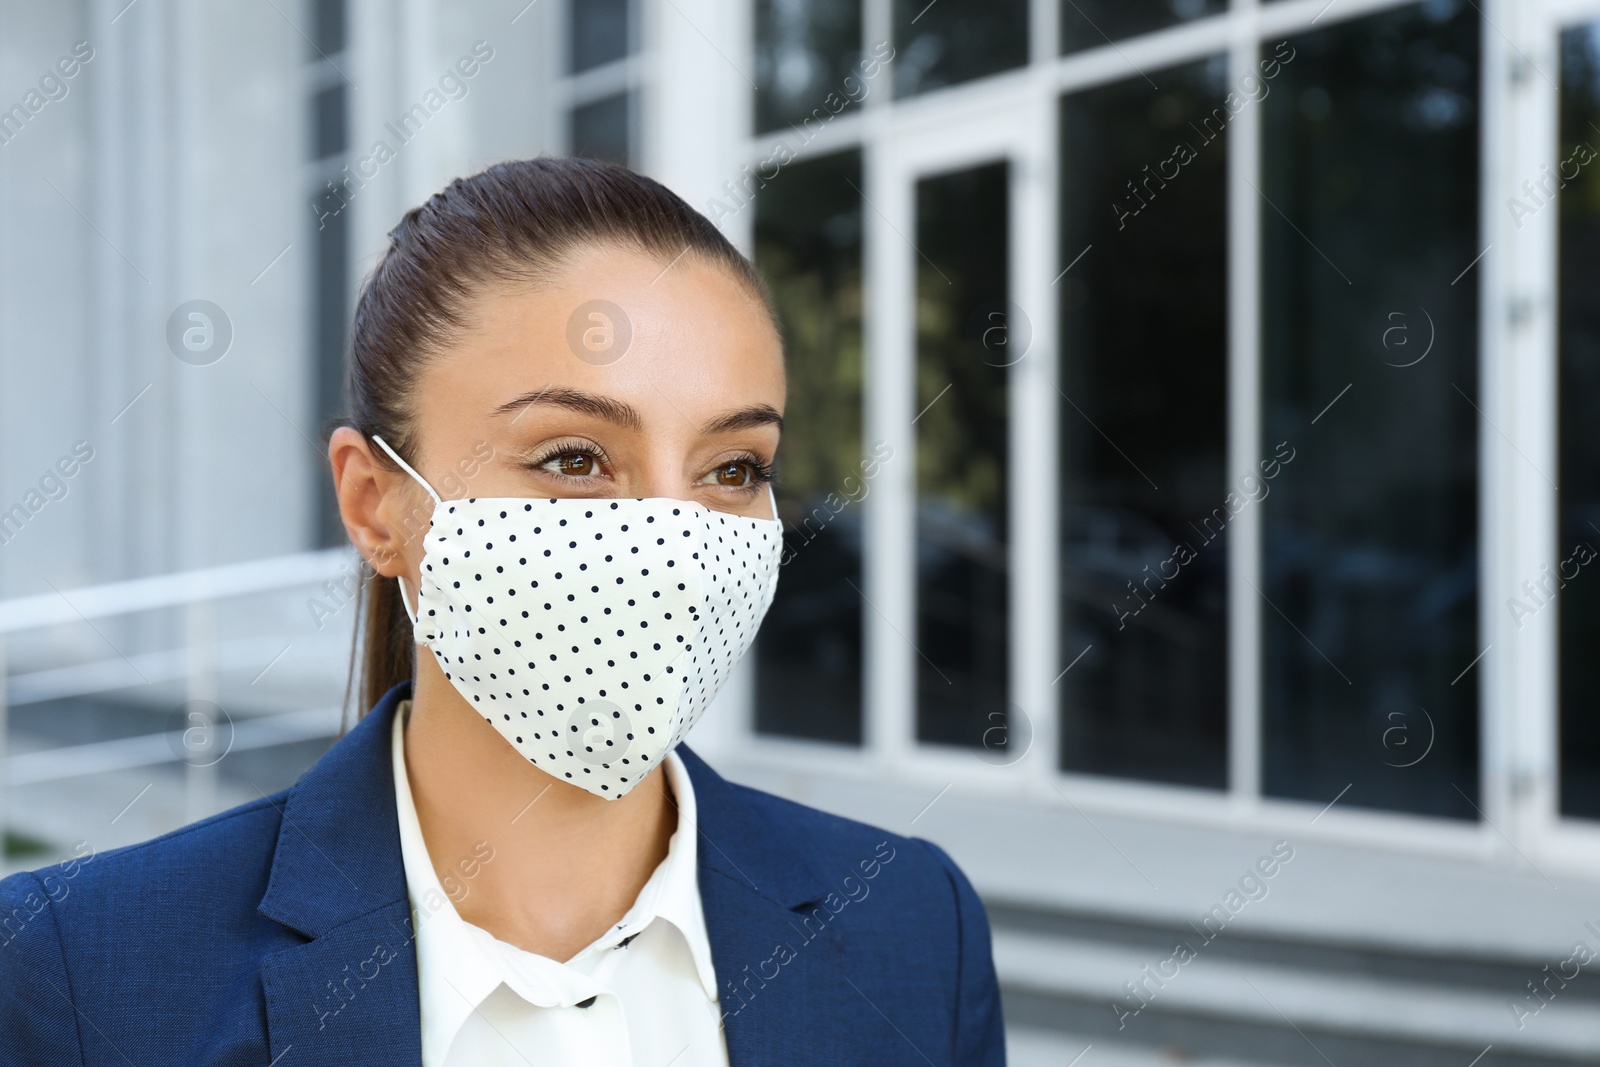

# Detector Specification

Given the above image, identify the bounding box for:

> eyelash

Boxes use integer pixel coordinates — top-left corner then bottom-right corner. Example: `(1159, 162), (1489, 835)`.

(730, 456), (778, 489)
(523, 440), (777, 494)
(525, 438), (607, 476)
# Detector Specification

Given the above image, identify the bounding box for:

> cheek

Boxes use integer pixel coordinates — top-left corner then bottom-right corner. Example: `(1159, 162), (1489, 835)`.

(381, 489), (440, 576)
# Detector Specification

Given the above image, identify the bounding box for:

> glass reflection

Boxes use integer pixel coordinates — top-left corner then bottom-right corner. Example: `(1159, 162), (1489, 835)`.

(570, 0), (631, 73)
(755, 0), (863, 133)
(1058, 57), (1230, 789)
(569, 92), (632, 166)
(1061, 0), (1225, 57)
(753, 150), (866, 744)
(1558, 23), (1600, 821)
(1260, 2), (1480, 819)
(311, 0), (346, 59)
(893, 0), (1027, 98)
(915, 162), (1010, 749)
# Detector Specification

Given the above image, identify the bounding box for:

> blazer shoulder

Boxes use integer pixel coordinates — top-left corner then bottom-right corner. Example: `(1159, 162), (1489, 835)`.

(0, 868), (85, 1064)
(707, 774), (1006, 1060)
(0, 793), (298, 1065)
(716, 773), (980, 921)
(720, 772), (908, 848)
(5, 789), (287, 921)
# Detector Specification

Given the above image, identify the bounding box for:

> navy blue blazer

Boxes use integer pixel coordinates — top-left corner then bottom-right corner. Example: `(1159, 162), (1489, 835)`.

(0, 681), (1005, 1065)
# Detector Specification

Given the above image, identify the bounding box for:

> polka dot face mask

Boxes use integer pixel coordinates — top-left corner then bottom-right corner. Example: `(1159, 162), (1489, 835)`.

(372, 435), (783, 799)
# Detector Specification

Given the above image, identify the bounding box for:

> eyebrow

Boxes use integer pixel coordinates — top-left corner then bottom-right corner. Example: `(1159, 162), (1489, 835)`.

(491, 385), (783, 436)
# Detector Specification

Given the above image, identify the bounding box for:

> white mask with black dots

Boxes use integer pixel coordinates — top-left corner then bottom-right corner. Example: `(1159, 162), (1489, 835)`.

(372, 435), (783, 800)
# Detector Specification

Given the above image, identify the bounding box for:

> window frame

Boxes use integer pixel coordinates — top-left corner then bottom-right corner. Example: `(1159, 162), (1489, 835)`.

(1528, 0), (1600, 873)
(555, 0), (645, 163)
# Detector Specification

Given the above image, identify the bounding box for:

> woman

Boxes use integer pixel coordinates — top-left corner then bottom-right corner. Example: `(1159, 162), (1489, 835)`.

(0, 157), (1004, 1065)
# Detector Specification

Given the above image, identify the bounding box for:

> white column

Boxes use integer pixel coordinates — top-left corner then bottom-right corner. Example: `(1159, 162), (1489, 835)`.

(350, 0), (406, 264)
(863, 134), (918, 768)
(1227, 0), (1264, 808)
(1011, 81), (1062, 792)
(643, 0), (753, 213)
(860, 0), (901, 768)
(641, 0), (757, 758)
(1484, 0), (1561, 851)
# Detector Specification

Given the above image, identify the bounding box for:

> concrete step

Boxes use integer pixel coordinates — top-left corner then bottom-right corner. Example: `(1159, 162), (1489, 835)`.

(989, 913), (1600, 1067)
(1006, 1026), (1294, 1067)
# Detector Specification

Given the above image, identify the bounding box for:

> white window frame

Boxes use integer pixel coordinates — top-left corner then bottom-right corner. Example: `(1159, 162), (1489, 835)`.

(1517, 0), (1600, 874)
(552, 0), (646, 162)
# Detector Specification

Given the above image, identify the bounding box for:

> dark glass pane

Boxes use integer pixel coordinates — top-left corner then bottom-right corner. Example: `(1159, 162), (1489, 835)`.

(915, 162), (1010, 748)
(570, 92), (632, 166)
(312, 176), (349, 547)
(1061, 0), (1225, 57)
(1558, 24), (1600, 820)
(310, 84), (346, 161)
(309, 0), (345, 57)
(1260, 2), (1480, 819)
(754, 0), (867, 134)
(893, 0), (1027, 98)
(1058, 57), (1230, 789)
(570, 0), (631, 73)
(753, 150), (866, 743)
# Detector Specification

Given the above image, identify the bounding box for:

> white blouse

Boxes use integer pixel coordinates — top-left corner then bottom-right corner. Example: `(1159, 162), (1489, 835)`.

(390, 700), (730, 1066)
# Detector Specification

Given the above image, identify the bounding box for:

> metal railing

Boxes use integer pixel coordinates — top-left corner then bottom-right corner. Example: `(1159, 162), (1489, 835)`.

(0, 549), (357, 875)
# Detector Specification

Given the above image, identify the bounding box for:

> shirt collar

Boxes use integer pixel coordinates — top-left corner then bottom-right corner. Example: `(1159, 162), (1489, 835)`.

(390, 700), (719, 1060)
(640, 735), (720, 1001)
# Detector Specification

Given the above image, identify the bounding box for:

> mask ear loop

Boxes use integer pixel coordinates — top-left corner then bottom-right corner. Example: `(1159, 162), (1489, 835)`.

(370, 434), (443, 504)
(370, 434), (443, 629)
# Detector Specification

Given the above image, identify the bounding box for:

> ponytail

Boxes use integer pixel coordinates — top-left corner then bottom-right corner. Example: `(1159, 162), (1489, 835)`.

(345, 562), (415, 729)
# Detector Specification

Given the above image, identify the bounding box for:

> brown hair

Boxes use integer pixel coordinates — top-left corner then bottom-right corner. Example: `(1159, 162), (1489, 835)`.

(339, 155), (774, 721)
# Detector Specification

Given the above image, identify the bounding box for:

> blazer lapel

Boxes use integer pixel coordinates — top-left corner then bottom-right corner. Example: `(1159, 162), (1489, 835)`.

(678, 745), (855, 1067)
(256, 682), (422, 1066)
(250, 692), (861, 1066)
(259, 899), (421, 1063)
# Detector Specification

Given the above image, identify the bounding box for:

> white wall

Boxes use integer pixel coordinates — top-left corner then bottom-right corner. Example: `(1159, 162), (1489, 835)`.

(0, 0), (312, 612)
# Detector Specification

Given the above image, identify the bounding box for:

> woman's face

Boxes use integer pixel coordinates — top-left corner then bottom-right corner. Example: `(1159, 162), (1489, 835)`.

(372, 242), (785, 575)
(334, 241), (784, 588)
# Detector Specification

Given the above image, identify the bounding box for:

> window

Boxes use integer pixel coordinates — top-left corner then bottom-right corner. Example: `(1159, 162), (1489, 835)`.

(914, 162), (1011, 750)
(741, 0), (1507, 837)
(1260, 2), (1480, 819)
(307, 0), (350, 548)
(1058, 57), (1231, 789)
(570, 93), (632, 166)
(571, 0), (632, 73)
(754, 0), (863, 133)
(1060, 0), (1226, 57)
(893, 0), (1027, 97)
(1559, 21), (1600, 822)
(564, 0), (639, 166)
(753, 149), (867, 743)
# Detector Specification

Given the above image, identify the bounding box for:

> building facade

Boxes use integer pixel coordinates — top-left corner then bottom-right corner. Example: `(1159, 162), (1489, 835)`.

(4, 0), (1600, 1062)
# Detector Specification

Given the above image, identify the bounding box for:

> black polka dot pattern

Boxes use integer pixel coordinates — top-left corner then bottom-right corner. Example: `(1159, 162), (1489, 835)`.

(411, 492), (783, 798)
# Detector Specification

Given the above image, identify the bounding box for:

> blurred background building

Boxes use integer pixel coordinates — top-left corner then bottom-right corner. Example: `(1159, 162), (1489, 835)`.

(3, 0), (1600, 1062)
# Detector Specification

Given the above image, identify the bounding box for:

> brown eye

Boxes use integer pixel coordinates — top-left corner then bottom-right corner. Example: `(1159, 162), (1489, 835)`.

(713, 461), (751, 487)
(554, 453), (596, 477)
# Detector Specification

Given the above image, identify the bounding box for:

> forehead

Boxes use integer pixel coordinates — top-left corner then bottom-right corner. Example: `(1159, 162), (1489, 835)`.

(418, 242), (785, 415)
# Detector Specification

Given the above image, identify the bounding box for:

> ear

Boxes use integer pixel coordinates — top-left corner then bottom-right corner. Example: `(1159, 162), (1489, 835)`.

(328, 426), (427, 578)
